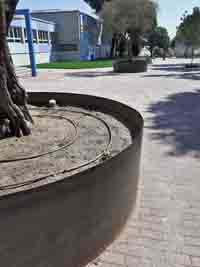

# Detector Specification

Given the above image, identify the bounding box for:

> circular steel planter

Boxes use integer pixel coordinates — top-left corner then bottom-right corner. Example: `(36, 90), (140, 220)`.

(0, 92), (143, 267)
(113, 57), (147, 73)
(185, 63), (200, 69)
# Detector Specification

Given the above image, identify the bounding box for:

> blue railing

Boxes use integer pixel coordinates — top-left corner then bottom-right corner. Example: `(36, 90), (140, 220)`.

(15, 9), (37, 77)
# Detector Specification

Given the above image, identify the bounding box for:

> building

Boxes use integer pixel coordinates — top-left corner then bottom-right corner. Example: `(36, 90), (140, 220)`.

(9, 9), (110, 76)
(175, 40), (200, 58)
(32, 9), (110, 61)
(9, 12), (55, 67)
(174, 41), (193, 58)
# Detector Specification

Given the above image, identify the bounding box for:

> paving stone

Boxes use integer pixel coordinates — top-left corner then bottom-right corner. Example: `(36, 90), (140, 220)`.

(23, 58), (200, 267)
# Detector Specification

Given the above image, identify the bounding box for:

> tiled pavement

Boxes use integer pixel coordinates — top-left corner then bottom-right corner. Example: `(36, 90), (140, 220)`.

(22, 58), (200, 267)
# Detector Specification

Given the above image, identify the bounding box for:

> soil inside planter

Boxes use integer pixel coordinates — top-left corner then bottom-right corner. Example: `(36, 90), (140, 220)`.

(0, 106), (132, 191)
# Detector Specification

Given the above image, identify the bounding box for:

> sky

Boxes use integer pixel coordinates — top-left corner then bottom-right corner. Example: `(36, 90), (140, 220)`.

(18, 0), (200, 38)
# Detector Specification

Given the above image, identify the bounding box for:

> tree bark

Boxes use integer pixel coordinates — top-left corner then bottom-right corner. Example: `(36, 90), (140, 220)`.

(110, 33), (117, 58)
(0, 0), (33, 138)
(127, 37), (133, 59)
(150, 47), (153, 58)
(118, 33), (126, 57)
(130, 31), (141, 57)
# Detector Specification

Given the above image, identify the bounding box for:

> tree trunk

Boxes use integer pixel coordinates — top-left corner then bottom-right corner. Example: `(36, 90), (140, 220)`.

(191, 47), (194, 64)
(118, 34), (126, 58)
(127, 38), (133, 59)
(0, 0), (33, 138)
(132, 40), (140, 57)
(150, 47), (153, 58)
(110, 33), (118, 58)
(130, 32), (141, 57)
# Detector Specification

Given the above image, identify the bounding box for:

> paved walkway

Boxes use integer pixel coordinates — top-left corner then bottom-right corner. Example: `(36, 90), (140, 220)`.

(22, 58), (200, 267)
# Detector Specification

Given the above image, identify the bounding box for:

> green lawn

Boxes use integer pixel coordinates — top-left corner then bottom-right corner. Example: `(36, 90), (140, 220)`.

(37, 59), (113, 69)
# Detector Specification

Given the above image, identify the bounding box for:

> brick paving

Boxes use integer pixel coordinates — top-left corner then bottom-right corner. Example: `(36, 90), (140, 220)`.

(22, 58), (200, 267)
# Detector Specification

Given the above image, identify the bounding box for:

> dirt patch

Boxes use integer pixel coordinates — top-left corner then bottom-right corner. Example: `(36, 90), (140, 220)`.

(0, 106), (132, 190)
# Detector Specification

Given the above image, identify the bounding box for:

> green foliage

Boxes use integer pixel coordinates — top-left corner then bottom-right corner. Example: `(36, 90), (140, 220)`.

(100, 0), (158, 57)
(84, 0), (110, 12)
(170, 37), (176, 48)
(148, 26), (170, 50)
(153, 47), (163, 57)
(101, 0), (158, 35)
(176, 7), (200, 48)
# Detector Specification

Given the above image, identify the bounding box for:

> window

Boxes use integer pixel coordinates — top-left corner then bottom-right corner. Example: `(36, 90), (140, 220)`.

(32, 29), (37, 43)
(7, 28), (14, 42)
(24, 29), (38, 43)
(50, 32), (56, 44)
(59, 44), (78, 52)
(24, 29), (27, 42)
(7, 27), (50, 44)
(38, 31), (49, 43)
(7, 27), (22, 43)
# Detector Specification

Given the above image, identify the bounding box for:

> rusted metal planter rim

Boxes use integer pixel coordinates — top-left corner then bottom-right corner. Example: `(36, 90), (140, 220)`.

(0, 92), (144, 199)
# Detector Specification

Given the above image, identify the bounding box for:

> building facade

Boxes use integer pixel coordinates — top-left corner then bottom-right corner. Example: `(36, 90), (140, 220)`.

(9, 14), (55, 67)
(32, 10), (110, 61)
(175, 40), (200, 58)
(9, 9), (110, 70)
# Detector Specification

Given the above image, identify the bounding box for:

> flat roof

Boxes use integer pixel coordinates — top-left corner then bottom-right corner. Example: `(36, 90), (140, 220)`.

(32, 9), (79, 14)
(13, 14), (56, 25)
(32, 17), (56, 25)
(32, 9), (99, 21)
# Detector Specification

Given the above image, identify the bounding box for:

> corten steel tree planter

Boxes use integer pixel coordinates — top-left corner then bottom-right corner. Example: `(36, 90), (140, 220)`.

(185, 63), (200, 69)
(0, 92), (143, 267)
(113, 57), (148, 73)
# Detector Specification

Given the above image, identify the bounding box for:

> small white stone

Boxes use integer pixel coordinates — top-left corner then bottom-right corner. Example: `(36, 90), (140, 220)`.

(49, 99), (57, 107)
(26, 121), (32, 129)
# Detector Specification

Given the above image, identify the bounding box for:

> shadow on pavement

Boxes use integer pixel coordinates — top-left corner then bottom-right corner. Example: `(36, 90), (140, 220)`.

(147, 90), (200, 157)
(148, 63), (200, 79)
(152, 63), (188, 72)
(143, 72), (200, 80)
(64, 71), (120, 78)
(152, 64), (200, 72)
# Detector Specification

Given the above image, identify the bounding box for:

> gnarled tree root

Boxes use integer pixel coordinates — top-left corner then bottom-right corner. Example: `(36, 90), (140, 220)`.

(0, 66), (33, 139)
(0, 0), (33, 139)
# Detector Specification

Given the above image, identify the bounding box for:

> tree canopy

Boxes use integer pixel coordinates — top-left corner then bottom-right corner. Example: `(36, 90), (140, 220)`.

(176, 7), (200, 48)
(148, 26), (170, 53)
(100, 0), (158, 57)
(101, 0), (157, 35)
(84, 0), (110, 12)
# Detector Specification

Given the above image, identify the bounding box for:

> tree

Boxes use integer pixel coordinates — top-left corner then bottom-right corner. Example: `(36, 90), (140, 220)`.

(148, 26), (170, 57)
(0, 0), (33, 138)
(84, 0), (110, 12)
(176, 7), (200, 61)
(101, 0), (158, 57)
(170, 37), (176, 49)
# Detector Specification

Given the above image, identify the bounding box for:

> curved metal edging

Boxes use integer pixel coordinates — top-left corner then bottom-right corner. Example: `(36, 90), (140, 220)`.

(113, 57), (148, 73)
(0, 92), (143, 267)
(0, 114), (78, 164)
